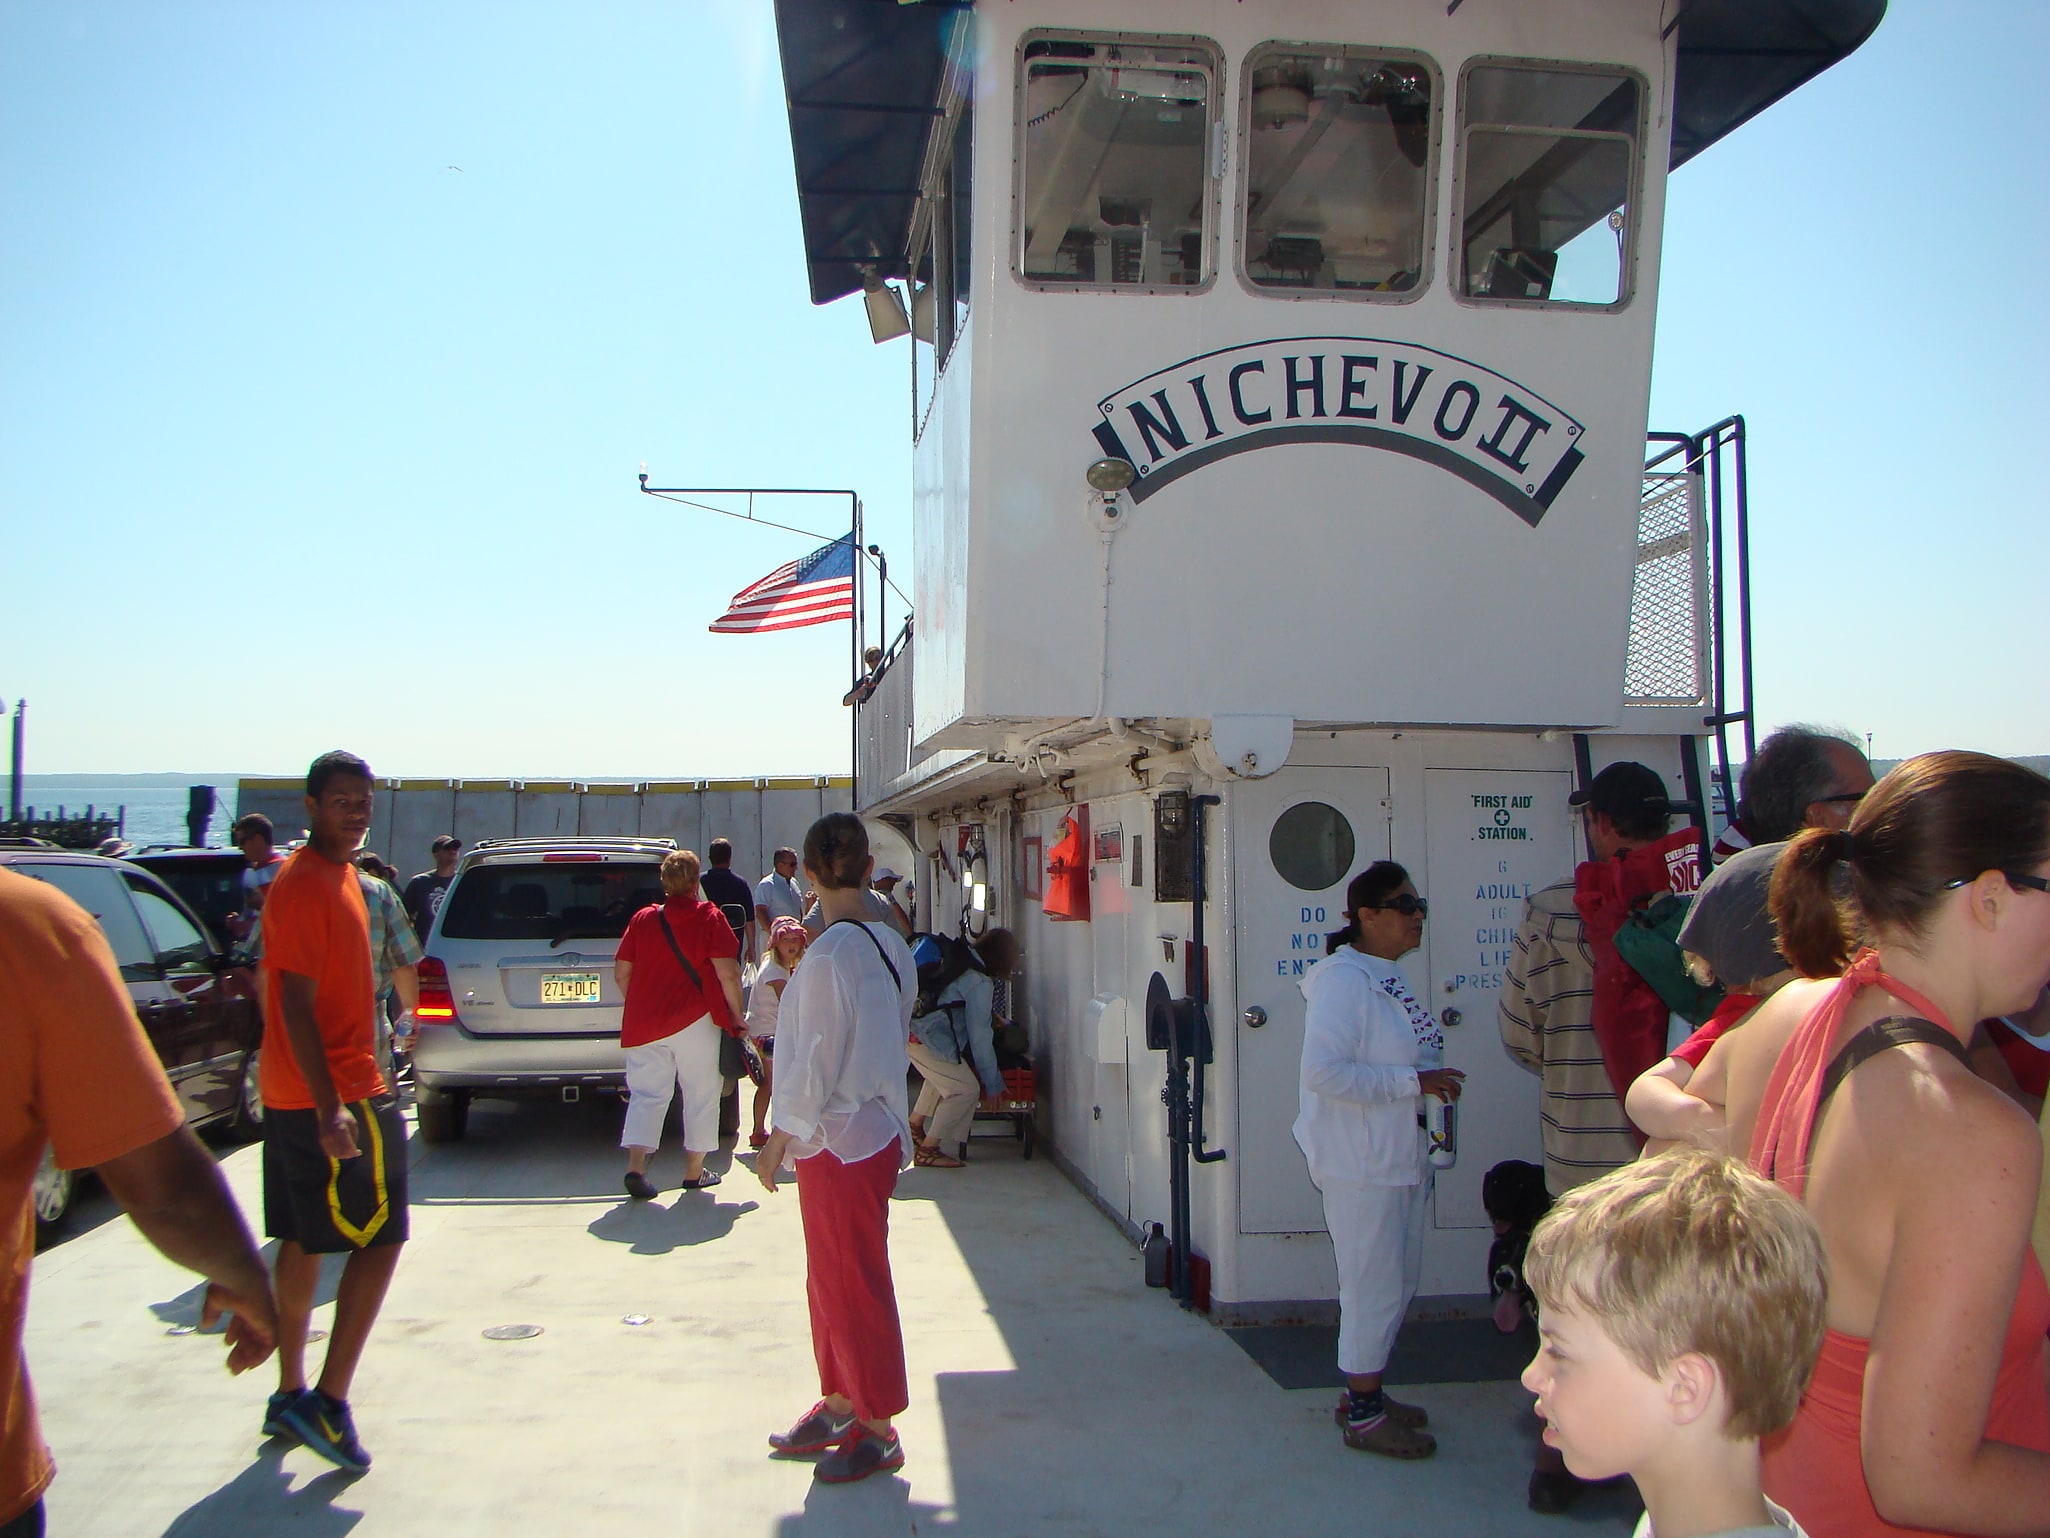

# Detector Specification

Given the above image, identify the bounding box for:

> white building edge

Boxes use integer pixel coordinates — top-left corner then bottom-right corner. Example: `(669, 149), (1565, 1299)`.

(772, 0), (1885, 1322)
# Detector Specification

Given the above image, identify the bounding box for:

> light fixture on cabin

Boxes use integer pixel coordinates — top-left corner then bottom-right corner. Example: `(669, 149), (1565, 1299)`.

(861, 266), (911, 344)
(1250, 65), (1312, 129)
(1085, 457), (1137, 493)
(909, 280), (937, 343)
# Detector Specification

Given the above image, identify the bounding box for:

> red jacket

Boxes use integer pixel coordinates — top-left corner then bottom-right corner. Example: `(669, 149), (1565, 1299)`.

(1573, 828), (1704, 1136)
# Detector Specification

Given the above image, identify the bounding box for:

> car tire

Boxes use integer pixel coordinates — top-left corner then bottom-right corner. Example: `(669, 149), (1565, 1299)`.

(33, 1147), (73, 1237)
(417, 1088), (469, 1145)
(230, 1047), (266, 1142)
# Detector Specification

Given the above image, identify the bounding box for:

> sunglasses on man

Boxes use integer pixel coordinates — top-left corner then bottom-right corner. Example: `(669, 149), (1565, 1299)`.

(1363, 894), (1430, 918)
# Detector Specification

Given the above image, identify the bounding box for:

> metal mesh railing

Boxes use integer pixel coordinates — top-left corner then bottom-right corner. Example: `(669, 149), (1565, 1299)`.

(1625, 469), (1708, 706)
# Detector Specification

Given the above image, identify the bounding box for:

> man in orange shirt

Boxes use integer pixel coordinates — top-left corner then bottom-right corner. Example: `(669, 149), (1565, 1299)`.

(1, 871), (277, 1537)
(259, 750), (407, 1473)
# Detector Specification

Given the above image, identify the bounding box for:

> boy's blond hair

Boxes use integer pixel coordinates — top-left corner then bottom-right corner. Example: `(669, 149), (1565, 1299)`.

(1525, 1149), (1827, 1438)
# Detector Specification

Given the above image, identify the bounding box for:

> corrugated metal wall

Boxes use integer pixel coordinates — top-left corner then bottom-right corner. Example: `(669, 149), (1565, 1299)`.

(235, 776), (855, 885)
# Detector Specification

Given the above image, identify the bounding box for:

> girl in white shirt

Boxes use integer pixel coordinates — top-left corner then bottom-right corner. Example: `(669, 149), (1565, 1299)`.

(746, 917), (805, 1149)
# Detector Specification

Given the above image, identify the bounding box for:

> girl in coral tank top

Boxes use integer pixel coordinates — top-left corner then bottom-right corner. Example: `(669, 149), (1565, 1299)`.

(1720, 751), (2050, 1538)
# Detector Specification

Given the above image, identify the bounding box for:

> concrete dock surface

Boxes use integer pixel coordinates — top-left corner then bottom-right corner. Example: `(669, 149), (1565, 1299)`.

(28, 1100), (1638, 1536)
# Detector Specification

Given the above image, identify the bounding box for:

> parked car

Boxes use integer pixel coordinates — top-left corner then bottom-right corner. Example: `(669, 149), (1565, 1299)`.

(1, 850), (264, 1235)
(413, 837), (674, 1143)
(124, 846), (251, 952)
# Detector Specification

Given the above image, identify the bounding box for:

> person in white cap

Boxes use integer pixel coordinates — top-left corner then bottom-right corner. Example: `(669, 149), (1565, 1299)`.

(804, 864), (912, 939)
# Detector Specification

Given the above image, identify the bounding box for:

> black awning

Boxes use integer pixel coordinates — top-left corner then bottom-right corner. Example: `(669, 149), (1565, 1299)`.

(775, 0), (1886, 306)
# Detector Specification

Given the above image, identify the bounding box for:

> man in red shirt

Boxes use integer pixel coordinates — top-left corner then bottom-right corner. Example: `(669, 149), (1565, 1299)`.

(259, 750), (405, 1473)
(613, 850), (745, 1199)
(1, 871), (276, 1536)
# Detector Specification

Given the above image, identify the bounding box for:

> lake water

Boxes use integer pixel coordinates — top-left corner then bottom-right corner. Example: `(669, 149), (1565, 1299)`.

(7, 775), (245, 849)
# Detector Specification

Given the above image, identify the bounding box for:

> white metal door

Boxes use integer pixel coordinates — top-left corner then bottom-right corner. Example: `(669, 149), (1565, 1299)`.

(1233, 769), (1391, 1235)
(1421, 768), (1575, 1228)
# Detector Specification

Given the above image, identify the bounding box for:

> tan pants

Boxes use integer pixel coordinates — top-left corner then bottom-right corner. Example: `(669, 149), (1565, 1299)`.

(909, 1040), (981, 1152)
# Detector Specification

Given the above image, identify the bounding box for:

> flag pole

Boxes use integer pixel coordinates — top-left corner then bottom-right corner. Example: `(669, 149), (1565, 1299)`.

(852, 496), (864, 809)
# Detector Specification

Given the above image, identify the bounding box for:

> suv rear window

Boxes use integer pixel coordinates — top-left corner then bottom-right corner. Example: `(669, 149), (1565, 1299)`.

(437, 862), (665, 944)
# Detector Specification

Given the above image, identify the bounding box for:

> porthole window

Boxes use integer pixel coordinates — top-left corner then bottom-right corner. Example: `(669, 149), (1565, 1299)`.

(1270, 801), (1355, 892)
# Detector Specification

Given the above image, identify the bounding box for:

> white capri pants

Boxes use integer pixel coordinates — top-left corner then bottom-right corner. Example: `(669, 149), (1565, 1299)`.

(1320, 1168), (1434, 1376)
(620, 1015), (723, 1155)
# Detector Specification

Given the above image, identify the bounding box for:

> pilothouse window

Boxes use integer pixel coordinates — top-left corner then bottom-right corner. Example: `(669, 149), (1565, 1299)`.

(1016, 35), (1217, 290)
(1459, 64), (1640, 307)
(1241, 47), (1433, 295)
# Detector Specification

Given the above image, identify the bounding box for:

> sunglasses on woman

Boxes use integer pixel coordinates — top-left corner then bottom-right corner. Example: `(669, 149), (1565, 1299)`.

(1364, 894), (1429, 918)
(1943, 873), (2050, 895)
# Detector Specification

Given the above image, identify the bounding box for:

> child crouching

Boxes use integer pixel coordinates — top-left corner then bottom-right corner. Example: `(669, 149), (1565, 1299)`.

(1522, 1149), (1828, 1538)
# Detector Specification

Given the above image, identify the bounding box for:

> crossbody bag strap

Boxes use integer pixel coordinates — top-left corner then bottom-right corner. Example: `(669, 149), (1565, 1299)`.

(655, 911), (704, 993)
(1817, 1015), (1975, 1106)
(828, 918), (902, 994)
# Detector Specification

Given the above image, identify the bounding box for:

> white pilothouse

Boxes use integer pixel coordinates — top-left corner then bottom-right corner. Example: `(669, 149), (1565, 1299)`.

(772, 0), (1884, 1321)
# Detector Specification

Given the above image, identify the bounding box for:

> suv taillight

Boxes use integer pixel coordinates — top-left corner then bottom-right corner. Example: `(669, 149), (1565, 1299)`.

(417, 956), (459, 1022)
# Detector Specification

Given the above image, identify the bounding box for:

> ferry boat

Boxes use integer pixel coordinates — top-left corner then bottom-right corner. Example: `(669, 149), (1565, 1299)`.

(773, 0), (1885, 1323)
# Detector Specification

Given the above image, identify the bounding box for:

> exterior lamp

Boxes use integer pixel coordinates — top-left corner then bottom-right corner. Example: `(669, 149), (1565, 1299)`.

(862, 267), (911, 344)
(1085, 457), (1137, 493)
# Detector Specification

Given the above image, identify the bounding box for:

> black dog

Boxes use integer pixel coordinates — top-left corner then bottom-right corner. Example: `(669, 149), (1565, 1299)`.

(1483, 1159), (1552, 1332)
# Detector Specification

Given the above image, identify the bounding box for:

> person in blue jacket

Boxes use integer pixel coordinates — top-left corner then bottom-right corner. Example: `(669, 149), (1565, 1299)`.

(907, 929), (1018, 1167)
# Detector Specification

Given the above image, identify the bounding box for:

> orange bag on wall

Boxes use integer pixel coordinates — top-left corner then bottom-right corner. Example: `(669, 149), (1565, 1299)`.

(1043, 812), (1091, 922)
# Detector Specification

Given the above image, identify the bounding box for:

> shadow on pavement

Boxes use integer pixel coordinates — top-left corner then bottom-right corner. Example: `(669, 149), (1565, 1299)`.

(159, 1442), (363, 1537)
(774, 1473), (947, 1536)
(586, 1193), (761, 1254)
(150, 1239), (344, 1327)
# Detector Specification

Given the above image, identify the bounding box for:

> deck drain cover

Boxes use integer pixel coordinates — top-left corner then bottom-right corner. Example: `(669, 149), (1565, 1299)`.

(622, 1314), (651, 1327)
(165, 1325), (194, 1336)
(307, 1329), (328, 1343)
(483, 1324), (544, 1341)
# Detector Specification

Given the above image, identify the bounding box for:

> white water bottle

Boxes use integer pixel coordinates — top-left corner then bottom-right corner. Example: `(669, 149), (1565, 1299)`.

(1425, 1095), (1457, 1170)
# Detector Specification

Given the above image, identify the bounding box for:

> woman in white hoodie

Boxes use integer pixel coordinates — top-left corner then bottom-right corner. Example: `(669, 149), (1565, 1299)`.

(1295, 861), (1465, 1460)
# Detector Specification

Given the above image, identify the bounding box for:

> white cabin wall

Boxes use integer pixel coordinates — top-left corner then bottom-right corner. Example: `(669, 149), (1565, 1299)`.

(911, 0), (1674, 748)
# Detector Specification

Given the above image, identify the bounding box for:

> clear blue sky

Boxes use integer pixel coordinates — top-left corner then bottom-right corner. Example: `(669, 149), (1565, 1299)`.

(3, 2), (2043, 777)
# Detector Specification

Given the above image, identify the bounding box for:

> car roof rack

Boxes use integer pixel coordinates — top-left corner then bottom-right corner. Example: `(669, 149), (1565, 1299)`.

(462, 837), (679, 860)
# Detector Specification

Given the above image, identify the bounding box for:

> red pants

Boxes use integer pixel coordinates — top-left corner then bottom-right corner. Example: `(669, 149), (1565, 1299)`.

(797, 1142), (908, 1423)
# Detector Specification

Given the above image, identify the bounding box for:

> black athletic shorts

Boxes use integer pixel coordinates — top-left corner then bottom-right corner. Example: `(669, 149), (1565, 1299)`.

(263, 1097), (409, 1253)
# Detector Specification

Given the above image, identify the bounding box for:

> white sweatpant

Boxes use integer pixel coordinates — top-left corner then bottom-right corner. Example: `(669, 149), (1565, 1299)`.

(1321, 1169), (1433, 1376)
(620, 1015), (723, 1155)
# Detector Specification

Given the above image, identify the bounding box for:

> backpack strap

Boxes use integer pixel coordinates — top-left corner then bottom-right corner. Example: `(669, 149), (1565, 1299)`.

(655, 911), (704, 993)
(828, 918), (902, 994)
(1817, 1015), (1974, 1106)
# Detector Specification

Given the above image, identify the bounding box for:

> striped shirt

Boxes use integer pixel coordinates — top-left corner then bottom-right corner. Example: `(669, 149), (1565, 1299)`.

(1497, 877), (1639, 1193)
(360, 873), (424, 1003)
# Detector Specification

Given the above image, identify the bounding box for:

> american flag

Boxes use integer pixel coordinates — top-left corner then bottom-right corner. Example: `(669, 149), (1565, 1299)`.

(708, 536), (857, 634)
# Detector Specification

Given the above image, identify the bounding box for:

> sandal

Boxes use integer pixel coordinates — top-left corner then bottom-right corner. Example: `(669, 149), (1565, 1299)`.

(748, 1130), (768, 1150)
(913, 1144), (965, 1169)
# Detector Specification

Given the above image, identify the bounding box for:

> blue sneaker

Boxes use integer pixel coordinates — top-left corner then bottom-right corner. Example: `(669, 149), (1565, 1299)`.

(262, 1390), (301, 1440)
(280, 1390), (372, 1471)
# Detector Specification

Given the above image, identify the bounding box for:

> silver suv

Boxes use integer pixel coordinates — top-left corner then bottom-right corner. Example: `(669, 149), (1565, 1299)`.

(413, 837), (673, 1142)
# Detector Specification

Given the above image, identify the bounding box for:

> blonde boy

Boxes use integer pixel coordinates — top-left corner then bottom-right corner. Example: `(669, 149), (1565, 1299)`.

(1522, 1150), (1828, 1538)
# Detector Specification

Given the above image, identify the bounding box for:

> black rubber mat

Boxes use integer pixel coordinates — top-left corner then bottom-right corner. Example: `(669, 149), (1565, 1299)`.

(1226, 1316), (1538, 1389)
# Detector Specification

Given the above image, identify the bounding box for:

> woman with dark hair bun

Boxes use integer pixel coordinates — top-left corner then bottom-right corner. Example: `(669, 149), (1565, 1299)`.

(1720, 751), (2050, 1536)
(1294, 861), (1465, 1459)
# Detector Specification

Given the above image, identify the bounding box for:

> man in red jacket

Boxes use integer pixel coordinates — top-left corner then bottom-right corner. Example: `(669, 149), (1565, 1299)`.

(1569, 761), (1704, 1145)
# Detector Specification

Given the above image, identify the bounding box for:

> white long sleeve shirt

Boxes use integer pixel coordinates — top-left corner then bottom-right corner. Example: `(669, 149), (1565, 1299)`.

(1293, 947), (1442, 1189)
(769, 919), (918, 1168)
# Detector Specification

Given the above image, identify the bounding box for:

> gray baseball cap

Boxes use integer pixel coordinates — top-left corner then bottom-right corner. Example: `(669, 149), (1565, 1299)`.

(1677, 840), (1787, 989)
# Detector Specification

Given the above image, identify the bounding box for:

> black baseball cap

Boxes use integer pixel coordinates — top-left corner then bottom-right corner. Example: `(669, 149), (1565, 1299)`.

(431, 834), (462, 852)
(1568, 761), (1671, 822)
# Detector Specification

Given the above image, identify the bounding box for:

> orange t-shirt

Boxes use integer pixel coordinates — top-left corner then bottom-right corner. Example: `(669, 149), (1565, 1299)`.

(0, 870), (185, 1522)
(259, 847), (382, 1110)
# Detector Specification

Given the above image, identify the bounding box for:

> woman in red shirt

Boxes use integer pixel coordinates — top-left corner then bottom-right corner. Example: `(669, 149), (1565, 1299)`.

(612, 850), (746, 1199)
